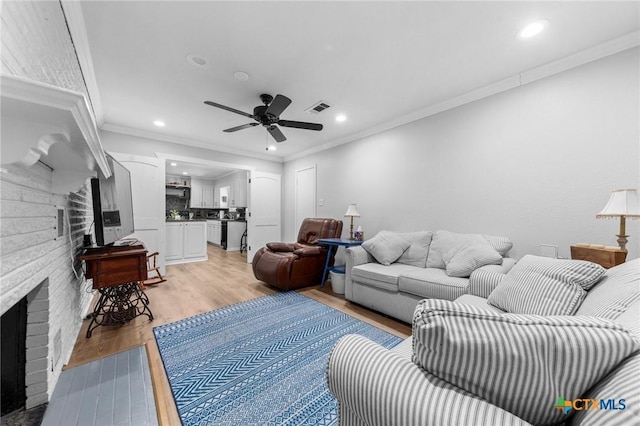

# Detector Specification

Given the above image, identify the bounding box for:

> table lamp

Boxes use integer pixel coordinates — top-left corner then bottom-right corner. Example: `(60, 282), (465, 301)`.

(596, 189), (640, 252)
(344, 204), (360, 240)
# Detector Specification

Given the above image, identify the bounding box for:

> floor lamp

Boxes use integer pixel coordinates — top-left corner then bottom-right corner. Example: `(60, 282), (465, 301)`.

(344, 204), (360, 240)
(596, 189), (640, 252)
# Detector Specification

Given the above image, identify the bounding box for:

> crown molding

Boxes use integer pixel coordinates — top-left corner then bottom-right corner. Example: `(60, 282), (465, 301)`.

(284, 31), (640, 162)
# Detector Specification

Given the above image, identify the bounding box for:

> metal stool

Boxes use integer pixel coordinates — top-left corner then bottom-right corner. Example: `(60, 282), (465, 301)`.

(240, 229), (247, 253)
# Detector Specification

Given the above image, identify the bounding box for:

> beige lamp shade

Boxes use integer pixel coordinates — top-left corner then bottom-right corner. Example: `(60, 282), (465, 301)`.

(344, 204), (360, 217)
(596, 189), (640, 253)
(596, 189), (640, 218)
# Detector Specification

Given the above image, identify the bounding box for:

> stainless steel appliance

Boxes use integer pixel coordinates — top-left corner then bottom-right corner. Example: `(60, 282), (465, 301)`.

(221, 221), (228, 249)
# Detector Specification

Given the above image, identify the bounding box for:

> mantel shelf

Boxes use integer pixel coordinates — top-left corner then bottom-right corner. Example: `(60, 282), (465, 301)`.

(1, 73), (110, 194)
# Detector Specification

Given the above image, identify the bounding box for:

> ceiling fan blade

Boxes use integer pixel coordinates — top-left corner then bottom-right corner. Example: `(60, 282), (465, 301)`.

(223, 122), (259, 133)
(277, 120), (323, 131)
(204, 101), (254, 119)
(266, 125), (287, 143)
(265, 94), (291, 117)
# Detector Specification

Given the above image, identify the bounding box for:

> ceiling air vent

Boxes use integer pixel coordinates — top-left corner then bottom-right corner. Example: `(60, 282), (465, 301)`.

(305, 101), (331, 114)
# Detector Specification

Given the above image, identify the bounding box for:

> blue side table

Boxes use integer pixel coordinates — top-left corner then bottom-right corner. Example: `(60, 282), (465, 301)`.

(318, 238), (364, 287)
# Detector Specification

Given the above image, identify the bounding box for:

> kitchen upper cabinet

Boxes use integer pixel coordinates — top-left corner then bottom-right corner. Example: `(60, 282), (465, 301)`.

(230, 171), (247, 207)
(213, 185), (220, 208)
(190, 178), (215, 208)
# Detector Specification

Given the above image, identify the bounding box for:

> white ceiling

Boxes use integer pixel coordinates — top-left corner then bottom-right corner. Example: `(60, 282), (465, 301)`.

(75, 1), (639, 163)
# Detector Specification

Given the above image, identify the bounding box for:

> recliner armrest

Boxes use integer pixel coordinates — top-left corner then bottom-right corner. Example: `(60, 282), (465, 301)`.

(293, 246), (326, 257)
(266, 242), (296, 252)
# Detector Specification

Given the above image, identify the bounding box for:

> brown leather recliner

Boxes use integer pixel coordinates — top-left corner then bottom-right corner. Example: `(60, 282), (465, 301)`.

(252, 218), (343, 290)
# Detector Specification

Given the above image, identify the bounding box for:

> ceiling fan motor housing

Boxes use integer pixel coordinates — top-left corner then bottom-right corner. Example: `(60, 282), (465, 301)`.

(253, 105), (277, 125)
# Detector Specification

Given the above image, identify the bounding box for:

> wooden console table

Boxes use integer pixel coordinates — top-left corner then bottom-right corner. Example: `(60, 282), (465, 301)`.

(80, 240), (153, 337)
(570, 244), (627, 269)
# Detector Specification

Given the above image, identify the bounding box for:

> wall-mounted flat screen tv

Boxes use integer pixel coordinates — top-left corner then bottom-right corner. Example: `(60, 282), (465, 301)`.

(90, 154), (135, 246)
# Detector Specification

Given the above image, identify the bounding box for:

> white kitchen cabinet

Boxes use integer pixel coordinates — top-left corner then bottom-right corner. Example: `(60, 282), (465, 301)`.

(166, 222), (183, 261)
(207, 220), (222, 245)
(230, 171), (247, 207)
(190, 178), (215, 208)
(184, 222), (207, 259)
(213, 185), (220, 208)
(165, 221), (207, 265)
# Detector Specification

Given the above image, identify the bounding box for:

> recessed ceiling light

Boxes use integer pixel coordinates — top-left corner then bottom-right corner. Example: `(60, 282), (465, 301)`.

(234, 71), (250, 81)
(335, 114), (347, 123)
(518, 19), (550, 39)
(186, 53), (207, 67)
(170, 162), (177, 167)
(182, 171), (188, 175)
(153, 120), (165, 127)
(267, 145), (277, 151)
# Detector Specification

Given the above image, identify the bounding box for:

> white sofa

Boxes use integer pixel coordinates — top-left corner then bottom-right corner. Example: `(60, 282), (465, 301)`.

(345, 230), (516, 323)
(328, 257), (640, 426)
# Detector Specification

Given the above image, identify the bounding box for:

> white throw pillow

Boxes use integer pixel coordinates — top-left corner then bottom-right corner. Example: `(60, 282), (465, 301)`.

(412, 299), (639, 426)
(426, 231), (486, 269)
(395, 231), (432, 267)
(487, 255), (606, 315)
(442, 242), (503, 277)
(361, 231), (411, 266)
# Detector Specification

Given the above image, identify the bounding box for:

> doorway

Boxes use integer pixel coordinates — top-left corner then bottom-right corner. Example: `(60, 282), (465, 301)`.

(295, 165), (316, 236)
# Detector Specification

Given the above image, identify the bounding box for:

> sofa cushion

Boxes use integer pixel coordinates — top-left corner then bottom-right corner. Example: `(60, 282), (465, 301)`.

(481, 234), (513, 257)
(412, 299), (639, 426)
(442, 242), (503, 277)
(568, 352), (640, 426)
(576, 259), (640, 320)
(398, 268), (469, 300)
(426, 231), (513, 269)
(395, 231), (432, 267)
(351, 263), (417, 292)
(453, 294), (506, 313)
(426, 231), (483, 269)
(487, 255), (606, 315)
(361, 230), (411, 266)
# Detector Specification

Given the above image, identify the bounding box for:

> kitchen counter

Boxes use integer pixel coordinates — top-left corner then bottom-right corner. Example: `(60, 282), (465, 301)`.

(206, 218), (247, 222)
(165, 218), (207, 222)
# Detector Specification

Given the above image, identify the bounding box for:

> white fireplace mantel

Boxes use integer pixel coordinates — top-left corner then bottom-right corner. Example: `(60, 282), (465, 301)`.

(1, 73), (110, 193)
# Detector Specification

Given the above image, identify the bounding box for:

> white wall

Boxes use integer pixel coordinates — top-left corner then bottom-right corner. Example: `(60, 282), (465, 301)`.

(283, 47), (640, 261)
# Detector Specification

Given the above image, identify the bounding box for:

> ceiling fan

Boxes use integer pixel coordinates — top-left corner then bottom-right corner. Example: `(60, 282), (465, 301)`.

(204, 94), (323, 143)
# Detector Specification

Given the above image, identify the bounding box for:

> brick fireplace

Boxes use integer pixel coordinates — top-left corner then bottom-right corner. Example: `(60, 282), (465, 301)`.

(1, 279), (50, 413)
(0, 162), (95, 412)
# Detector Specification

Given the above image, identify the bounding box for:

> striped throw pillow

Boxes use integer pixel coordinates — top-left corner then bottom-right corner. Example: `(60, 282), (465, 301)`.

(487, 255), (606, 315)
(442, 242), (503, 277)
(361, 231), (411, 266)
(412, 299), (639, 426)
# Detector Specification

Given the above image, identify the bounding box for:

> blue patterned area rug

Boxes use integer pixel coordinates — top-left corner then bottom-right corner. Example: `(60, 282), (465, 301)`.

(154, 292), (402, 425)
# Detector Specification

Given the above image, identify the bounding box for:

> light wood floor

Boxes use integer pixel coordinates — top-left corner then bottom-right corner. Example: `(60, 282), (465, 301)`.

(67, 245), (411, 425)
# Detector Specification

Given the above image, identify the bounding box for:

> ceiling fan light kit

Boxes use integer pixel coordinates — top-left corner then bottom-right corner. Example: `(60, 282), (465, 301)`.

(204, 93), (323, 142)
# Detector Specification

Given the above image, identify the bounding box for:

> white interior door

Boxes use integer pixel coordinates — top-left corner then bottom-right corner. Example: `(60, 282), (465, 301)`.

(247, 171), (281, 263)
(109, 152), (166, 274)
(295, 165), (316, 236)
